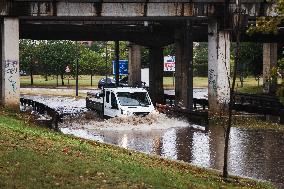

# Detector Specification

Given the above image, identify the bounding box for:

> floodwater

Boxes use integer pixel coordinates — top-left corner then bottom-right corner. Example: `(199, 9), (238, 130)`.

(21, 92), (284, 188)
(61, 117), (284, 188)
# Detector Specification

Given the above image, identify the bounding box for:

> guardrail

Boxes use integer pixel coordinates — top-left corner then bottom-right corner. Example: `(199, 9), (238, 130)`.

(164, 93), (284, 124)
(20, 98), (63, 131)
(164, 94), (208, 110)
(233, 93), (284, 124)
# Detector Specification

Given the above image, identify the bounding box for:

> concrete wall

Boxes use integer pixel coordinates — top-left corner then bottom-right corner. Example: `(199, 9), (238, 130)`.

(174, 24), (193, 109)
(263, 43), (277, 94)
(149, 46), (164, 105)
(128, 43), (141, 87)
(208, 20), (230, 114)
(1, 18), (20, 109)
(2, 1), (276, 17)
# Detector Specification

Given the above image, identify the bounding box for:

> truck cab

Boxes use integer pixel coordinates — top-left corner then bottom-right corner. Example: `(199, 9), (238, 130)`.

(86, 87), (155, 118)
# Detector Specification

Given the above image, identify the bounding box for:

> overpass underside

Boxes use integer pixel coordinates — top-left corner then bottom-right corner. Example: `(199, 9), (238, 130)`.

(0, 0), (283, 114)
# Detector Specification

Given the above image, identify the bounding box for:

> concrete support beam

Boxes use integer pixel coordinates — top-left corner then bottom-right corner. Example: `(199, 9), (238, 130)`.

(149, 46), (164, 105)
(1, 18), (20, 109)
(128, 43), (141, 87)
(263, 43), (277, 94)
(174, 22), (193, 109)
(208, 20), (230, 114)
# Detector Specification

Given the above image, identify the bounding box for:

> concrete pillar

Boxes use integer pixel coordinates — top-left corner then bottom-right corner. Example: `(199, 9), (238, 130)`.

(0, 18), (20, 109)
(174, 22), (193, 109)
(263, 43), (277, 94)
(128, 43), (141, 86)
(208, 20), (230, 114)
(149, 46), (164, 105)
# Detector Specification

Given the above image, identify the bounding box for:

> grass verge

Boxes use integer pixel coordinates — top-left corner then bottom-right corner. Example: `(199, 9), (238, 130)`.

(209, 114), (284, 132)
(233, 116), (284, 131)
(0, 110), (276, 189)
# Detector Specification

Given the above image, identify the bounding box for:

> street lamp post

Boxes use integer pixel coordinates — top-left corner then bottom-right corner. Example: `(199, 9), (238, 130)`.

(115, 41), (120, 87)
(76, 41), (79, 96)
(105, 41), (108, 84)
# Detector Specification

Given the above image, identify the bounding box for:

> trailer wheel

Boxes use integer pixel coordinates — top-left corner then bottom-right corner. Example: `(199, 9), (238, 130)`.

(86, 98), (90, 110)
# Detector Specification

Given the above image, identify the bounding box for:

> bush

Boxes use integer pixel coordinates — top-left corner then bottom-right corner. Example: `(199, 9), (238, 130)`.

(276, 86), (284, 105)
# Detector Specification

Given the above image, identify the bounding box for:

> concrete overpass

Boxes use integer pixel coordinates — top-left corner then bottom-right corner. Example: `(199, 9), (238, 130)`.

(0, 0), (282, 113)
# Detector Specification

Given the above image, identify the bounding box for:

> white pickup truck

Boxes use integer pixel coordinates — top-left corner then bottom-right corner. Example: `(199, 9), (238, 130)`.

(86, 87), (155, 118)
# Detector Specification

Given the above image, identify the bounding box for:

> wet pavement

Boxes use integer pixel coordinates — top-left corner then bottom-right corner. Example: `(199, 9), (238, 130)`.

(21, 92), (284, 188)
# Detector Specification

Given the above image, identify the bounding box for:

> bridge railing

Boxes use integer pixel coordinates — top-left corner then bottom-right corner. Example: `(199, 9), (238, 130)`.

(20, 98), (62, 131)
(164, 94), (208, 110)
(164, 93), (284, 124)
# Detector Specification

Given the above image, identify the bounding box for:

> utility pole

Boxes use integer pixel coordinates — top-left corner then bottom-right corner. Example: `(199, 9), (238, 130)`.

(115, 41), (120, 87)
(105, 41), (108, 83)
(75, 41), (79, 96)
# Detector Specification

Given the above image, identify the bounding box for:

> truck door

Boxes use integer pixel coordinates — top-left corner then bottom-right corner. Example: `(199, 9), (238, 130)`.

(104, 91), (119, 117)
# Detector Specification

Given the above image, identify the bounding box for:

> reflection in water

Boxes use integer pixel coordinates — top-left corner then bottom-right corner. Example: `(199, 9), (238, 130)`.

(192, 132), (210, 167)
(161, 129), (177, 159)
(61, 120), (284, 188)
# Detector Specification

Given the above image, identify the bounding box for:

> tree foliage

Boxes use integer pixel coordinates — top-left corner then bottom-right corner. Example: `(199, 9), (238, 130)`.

(247, 0), (284, 34)
(19, 40), (128, 83)
(19, 40), (40, 74)
(193, 43), (208, 76)
(232, 42), (263, 77)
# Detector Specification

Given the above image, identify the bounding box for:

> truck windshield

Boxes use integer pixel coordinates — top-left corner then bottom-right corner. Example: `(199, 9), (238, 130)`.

(117, 92), (151, 106)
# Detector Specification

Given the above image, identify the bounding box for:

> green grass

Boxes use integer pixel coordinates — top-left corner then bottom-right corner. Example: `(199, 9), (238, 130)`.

(21, 75), (263, 91)
(163, 77), (208, 89)
(210, 115), (284, 132)
(20, 75), (264, 97)
(233, 116), (284, 131)
(0, 110), (276, 189)
(20, 75), (103, 88)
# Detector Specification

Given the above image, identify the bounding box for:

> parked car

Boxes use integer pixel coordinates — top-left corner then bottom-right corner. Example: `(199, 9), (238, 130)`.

(98, 76), (128, 89)
(98, 77), (116, 89)
(20, 70), (27, 76)
(119, 76), (128, 87)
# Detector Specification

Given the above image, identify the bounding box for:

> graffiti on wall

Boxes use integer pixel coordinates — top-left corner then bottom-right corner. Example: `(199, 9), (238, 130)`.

(5, 60), (18, 94)
(208, 68), (217, 94)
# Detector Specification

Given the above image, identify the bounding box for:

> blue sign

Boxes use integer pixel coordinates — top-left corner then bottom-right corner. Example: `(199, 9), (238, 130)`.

(112, 60), (128, 75)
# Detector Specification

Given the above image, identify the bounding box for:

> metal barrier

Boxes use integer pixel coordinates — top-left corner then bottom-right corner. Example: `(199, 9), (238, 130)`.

(233, 93), (284, 124)
(20, 98), (63, 131)
(164, 93), (284, 124)
(164, 94), (208, 110)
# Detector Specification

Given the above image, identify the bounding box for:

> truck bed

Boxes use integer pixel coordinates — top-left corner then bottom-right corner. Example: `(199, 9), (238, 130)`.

(86, 96), (103, 113)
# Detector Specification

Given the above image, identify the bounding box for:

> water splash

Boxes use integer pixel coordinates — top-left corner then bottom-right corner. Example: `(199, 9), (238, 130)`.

(61, 112), (190, 132)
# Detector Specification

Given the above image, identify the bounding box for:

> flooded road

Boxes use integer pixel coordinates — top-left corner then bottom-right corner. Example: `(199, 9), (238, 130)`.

(21, 93), (284, 188)
(62, 119), (284, 188)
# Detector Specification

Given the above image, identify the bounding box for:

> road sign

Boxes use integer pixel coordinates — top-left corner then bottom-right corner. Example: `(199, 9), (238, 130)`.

(112, 60), (128, 75)
(164, 56), (175, 72)
(65, 65), (71, 73)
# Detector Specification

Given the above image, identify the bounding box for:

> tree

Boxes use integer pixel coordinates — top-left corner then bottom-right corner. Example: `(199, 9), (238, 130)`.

(247, 0), (284, 92)
(230, 43), (263, 87)
(247, 0), (284, 34)
(223, 0), (242, 180)
(222, 1), (284, 180)
(19, 40), (39, 85)
(141, 47), (149, 68)
(38, 40), (78, 86)
(193, 42), (208, 76)
(79, 47), (104, 86)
